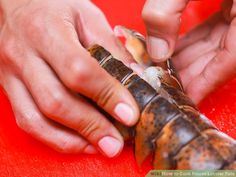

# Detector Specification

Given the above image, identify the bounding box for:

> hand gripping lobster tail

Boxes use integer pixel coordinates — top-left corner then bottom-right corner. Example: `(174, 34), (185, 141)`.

(88, 44), (236, 170)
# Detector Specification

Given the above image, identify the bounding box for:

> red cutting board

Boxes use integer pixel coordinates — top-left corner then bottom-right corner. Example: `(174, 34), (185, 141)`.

(1, 0), (235, 177)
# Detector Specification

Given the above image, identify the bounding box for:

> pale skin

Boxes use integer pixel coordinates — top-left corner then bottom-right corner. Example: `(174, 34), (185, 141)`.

(0, 0), (235, 157)
(143, 0), (236, 104)
(0, 0), (140, 157)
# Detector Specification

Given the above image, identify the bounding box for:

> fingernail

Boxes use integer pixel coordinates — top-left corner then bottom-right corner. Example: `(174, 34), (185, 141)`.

(114, 103), (135, 125)
(84, 145), (98, 154)
(147, 36), (169, 61)
(98, 136), (123, 157)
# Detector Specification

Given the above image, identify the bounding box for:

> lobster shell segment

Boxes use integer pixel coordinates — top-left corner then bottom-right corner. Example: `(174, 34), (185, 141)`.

(88, 44), (236, 170)
(174, 134), (225, 170)
(135, 96), (181, 165)
(153, 114), (200, 169)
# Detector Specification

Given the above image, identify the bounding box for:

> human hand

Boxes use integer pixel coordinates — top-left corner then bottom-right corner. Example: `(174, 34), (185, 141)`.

(0, 0), (139, 157)
(142, 0), (236, 104)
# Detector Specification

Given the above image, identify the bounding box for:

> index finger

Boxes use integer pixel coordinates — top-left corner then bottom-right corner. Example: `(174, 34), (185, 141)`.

(142, 0), (190, 62)
(75, 2), (136, 65)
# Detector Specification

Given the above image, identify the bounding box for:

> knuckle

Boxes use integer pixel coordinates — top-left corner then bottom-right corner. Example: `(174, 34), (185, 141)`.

(94, 81), (116, 108)
(15, 111), (39, 133)
(22, 11), (46, 39)
(67, 60), (91, 89)
(15, 114), (28, 131)
(1, 38), (18, 62)
(141, 7), (151, 21)
(39, 90), (65, 116)
(77, 116), (103, 140)
(142, 8), (170, 26)
(27, 18), (42, 34)
(0, 38), (25, 72)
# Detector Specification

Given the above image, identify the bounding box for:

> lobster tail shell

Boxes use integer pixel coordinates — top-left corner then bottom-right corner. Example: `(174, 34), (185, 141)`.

(88, 45), (236, 170)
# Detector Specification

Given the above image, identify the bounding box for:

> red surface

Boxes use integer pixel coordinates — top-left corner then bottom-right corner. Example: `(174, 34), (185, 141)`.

(1, 0), (235, 177)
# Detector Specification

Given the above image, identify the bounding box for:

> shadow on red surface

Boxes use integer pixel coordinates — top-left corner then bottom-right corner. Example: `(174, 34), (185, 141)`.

(1, 0), (235, 176)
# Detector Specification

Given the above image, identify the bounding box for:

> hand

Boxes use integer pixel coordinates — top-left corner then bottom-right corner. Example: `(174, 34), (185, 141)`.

(0, 0), (139, 157)
(142, 0), (236, 104)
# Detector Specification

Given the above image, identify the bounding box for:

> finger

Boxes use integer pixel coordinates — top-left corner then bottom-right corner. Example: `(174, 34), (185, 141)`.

(74, 1), (135, 65)
(173, 20), (228, 70)
(142, 0), (190, 62)
(3, 74), (97, 154)
(186, 51), (234, 104)
(186, 24), (236, 104)
(20, 53), (125, 157)
(179, 50), (217, 89)
(175, 13), (221, 53)
(32, 20), (139, 127)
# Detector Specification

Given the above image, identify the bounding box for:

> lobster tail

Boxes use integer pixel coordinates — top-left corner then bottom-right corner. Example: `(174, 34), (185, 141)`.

(88, 45), (236, 170)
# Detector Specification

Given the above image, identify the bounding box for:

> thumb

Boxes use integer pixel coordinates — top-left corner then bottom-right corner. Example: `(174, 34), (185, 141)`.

(142, 0), (190, 62)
